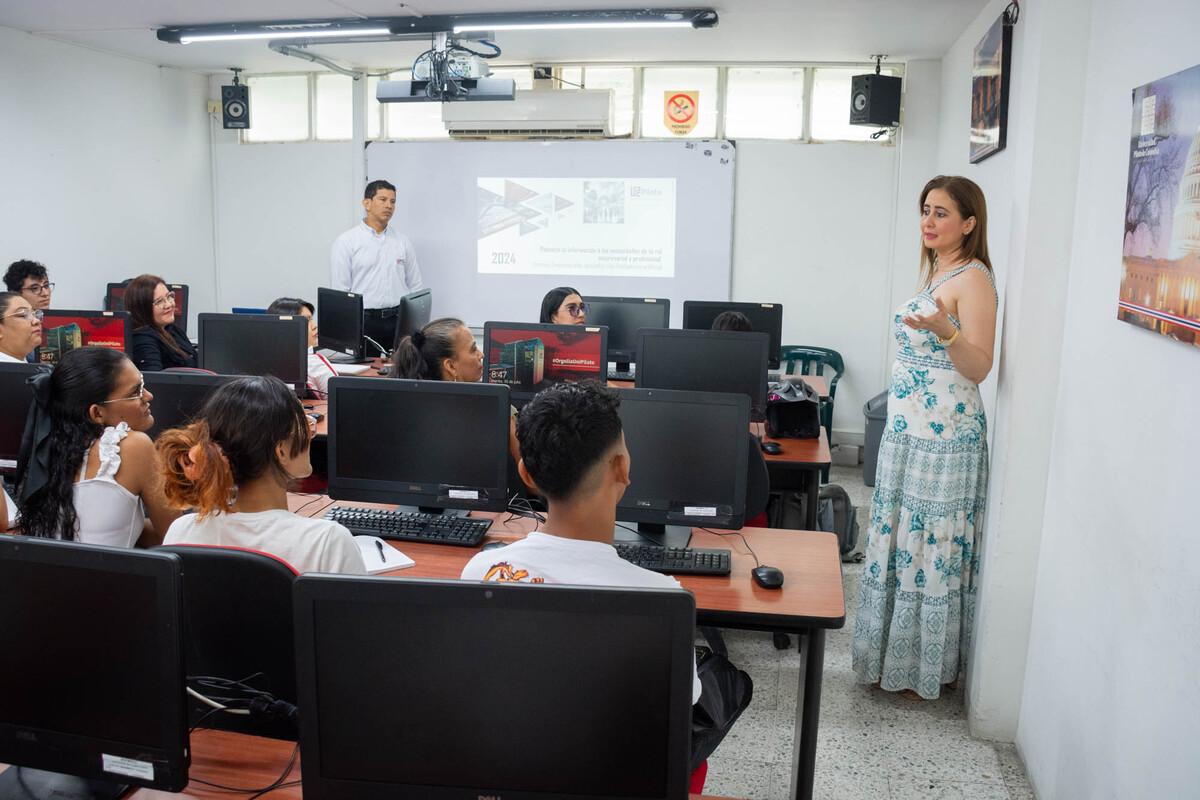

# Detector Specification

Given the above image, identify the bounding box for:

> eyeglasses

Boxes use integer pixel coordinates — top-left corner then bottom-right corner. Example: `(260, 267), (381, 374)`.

(564, 302), (590, 318)
(152, 292), (176, 309)
(21, 282), (54, 296)
(100, 379), (147, 405)
(2, 308), (44, 323)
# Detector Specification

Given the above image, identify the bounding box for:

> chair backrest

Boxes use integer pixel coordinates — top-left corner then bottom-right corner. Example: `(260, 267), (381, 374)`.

(161, 367), (217, 375)
(779, 346), (845, 396)
(156, 544), (299, 740)
(745, 433), (770, 519)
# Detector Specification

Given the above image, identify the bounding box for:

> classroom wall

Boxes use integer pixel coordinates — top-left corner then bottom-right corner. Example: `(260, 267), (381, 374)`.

(1016, 0), (1200, 796)
(0, 26), (215, 330)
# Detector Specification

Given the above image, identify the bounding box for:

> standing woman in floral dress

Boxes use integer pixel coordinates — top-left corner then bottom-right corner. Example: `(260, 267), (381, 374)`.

(852, 175), (998, 700)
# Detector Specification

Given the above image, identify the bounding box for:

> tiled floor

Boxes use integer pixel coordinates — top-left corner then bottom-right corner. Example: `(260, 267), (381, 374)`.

(703, 465), (1035, 800)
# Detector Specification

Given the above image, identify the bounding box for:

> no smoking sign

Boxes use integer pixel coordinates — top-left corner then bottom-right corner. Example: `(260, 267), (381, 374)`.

(664, 91), (699, 135)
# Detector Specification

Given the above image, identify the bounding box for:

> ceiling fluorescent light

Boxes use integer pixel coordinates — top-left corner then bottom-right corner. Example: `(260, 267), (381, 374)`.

(453, 21), (693, 33)
(180, 28), (389, 44)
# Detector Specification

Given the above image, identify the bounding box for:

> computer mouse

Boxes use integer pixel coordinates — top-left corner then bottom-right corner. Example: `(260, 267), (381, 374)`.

(760, 440), (783, 455)
(480, 541), (508, 552)
(752, 565), (785, 589)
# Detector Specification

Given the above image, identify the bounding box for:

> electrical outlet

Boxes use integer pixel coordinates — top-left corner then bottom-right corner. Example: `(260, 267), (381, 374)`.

(207, 100), (221, 114)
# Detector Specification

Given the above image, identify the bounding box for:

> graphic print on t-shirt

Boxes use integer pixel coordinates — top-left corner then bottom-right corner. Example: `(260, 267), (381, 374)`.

(482, 562), (545, 583)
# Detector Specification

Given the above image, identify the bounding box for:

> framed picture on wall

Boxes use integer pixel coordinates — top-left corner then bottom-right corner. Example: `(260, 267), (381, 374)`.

(969, 12), (1014, 164)
(1117, 62), (1200, 346)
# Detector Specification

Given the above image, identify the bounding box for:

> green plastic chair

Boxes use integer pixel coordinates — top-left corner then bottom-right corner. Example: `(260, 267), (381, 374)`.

(779, 346), (845, 482)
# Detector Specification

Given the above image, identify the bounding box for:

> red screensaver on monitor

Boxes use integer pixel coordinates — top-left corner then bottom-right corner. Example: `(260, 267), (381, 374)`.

(38, 312), (129, 366)
(486, 326), (605, 393)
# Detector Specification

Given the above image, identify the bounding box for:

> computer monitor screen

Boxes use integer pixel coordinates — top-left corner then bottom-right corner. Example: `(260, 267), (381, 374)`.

(37, 310), (131, 367)
(317, 287), (364, 360)
(197, 313), (308, 392)
(636, 328), (770, 422)
(106, 283), (190, 336)
(586, 297), (670, 367)
(483, 322), (608, 404)
(143, 372), (241, 439)
(327, 377), (510, 512)
(682, 301), (783, 369)
(293, 577), (694, 800)
(0, 363), (39, 470)
(394, 288), (432, 348)
(617, 387), (750, 531)
(0, 536), (188, 795)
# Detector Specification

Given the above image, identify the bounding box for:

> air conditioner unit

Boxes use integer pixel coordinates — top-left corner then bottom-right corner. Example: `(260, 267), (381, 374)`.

(442, 89), (613, 138)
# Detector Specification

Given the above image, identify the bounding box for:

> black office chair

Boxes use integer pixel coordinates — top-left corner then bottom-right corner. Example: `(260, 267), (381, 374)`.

(156, 544), (299, 740)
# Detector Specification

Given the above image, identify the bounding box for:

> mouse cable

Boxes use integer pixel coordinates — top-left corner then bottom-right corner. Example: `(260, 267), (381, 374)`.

(702, 528), (761, 567)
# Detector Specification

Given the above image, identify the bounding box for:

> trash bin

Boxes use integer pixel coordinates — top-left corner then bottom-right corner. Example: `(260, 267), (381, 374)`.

(862, 390), (889, 487)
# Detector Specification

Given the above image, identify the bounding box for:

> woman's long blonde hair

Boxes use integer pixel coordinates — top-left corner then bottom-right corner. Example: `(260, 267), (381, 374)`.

(919, 175), (992, 288)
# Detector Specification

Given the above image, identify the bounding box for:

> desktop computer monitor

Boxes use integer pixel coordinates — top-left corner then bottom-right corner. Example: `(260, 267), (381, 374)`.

(0, 363), (40, 471)
(0, 535), (188, 798)
(615, 387), (750, 548)
(143, 372), (241, 439)
(682, 300), (783, 369)
(482, 322), (608, 405)
(106, 283), (190, 336)
(635, 328), (770, 422)
(316, 287), (364, 361)
(393, 288), (433, 349)
(37, 310), (131, 367)
(293, 576), (695, 800)
(326, 377), (510, 513)
(197, 313), (308, 392)
(586, 296), (670, 371)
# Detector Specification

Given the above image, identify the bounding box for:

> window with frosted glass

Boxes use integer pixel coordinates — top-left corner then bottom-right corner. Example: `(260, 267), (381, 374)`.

(640, 67), (718, 138)
(315, 74), (352, 140)
(724, 68), (804, 140)
(811, 67), (900, 142)
(244, 76), (309, 142)
(583, 67), (635, 137)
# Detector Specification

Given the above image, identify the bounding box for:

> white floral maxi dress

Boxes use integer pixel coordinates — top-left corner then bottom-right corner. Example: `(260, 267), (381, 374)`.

(851, 262), (996, 699)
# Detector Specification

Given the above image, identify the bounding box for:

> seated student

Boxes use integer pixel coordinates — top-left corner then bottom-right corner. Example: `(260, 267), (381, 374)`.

(461, 381), (700, 703)
(266, 297), (336, 397)
(539, 286), (588, 325)
(0, 292), (43, 363)
(16, 347), (179, 547)
(711, 310), (753, 332)
(158, 375), (366, 575)
(127, 274), (197, 371)
(3, 259), (53, 312)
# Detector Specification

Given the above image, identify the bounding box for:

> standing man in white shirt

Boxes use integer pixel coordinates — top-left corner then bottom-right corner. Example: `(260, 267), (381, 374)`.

(330, 180), (424, 354)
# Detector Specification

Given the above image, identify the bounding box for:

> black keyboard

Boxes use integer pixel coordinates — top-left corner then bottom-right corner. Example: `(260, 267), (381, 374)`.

(325, 507), (491, 547)
(607, 368), (636, 381)
(614, 544), (731, 576)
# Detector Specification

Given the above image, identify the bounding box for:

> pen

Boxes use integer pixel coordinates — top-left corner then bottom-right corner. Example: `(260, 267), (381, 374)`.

(375, 540), (387, 563)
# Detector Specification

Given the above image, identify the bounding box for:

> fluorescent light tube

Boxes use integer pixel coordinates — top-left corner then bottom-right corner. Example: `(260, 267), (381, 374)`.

(180, 27), (390, 44)
(452, 21), (693, 33)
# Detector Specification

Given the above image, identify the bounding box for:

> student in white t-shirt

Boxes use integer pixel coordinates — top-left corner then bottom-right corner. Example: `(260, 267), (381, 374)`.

(157, 375), (365, 575)
(265, 297), (337, 398)
(461, 381), (700, 703)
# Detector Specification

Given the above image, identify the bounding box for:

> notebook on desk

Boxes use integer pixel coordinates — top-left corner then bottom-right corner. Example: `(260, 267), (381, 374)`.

(355, 535), (415, 573)
(331, 362), (372, 376)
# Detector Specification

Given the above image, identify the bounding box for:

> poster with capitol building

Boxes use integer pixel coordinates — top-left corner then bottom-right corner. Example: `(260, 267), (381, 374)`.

(1120, 62), (1200, 346)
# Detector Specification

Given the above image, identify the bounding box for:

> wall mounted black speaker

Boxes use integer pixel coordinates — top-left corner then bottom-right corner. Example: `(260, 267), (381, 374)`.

(221, 84), (250, 130)
(849, 74), (902, 127)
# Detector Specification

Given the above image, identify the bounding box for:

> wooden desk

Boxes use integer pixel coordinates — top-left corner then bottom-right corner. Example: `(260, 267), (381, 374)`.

(304, 498), (845, 800)
(104, 729), (732, 799)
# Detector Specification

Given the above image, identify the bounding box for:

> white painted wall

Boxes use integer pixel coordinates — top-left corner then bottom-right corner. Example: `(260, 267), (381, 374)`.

(1017, 0), (1200, 797)
(0, 26), (214, 330)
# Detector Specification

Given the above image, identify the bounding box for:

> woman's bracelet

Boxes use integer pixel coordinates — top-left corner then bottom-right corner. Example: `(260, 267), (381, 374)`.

(937, 328), (961, 347)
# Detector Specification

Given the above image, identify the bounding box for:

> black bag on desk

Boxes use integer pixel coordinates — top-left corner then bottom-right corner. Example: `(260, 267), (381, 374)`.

(765, 379), (821, 439)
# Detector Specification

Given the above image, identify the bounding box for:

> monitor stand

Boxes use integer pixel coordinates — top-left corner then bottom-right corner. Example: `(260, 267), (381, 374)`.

(613, 522), (692, 550)
(0, 767), (128, 800)
(398, 505), (470, 519)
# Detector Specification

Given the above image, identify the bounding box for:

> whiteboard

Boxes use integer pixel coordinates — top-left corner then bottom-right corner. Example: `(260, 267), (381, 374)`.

(365, 139), (735, 327)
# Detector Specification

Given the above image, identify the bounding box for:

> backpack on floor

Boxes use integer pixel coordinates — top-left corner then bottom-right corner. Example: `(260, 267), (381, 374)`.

(766, 484), (860, 558)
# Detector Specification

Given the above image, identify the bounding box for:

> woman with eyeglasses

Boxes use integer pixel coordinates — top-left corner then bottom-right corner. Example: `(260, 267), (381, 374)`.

(539, 286), (588, 326)
(127, 274), (197, 371)
(0, 292), (44, 363)
(15, 347), (179, 547)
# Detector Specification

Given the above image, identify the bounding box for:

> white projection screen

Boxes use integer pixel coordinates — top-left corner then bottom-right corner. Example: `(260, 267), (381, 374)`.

(365, 139), (735, 327)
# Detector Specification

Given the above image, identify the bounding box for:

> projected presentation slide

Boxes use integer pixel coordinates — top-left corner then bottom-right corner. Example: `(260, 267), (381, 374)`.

(38, 313), (128, 366)
(477, 177), (677, 278)
(485, 327), (605, 395)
